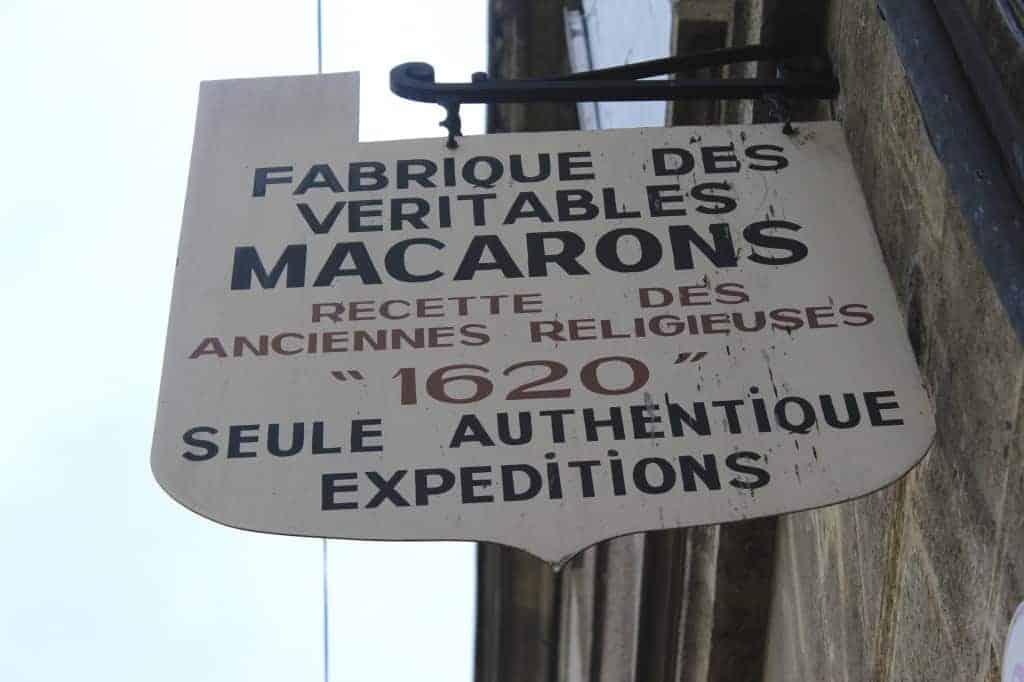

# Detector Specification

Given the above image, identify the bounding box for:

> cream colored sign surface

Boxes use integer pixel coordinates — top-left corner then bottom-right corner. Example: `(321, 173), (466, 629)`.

(153, 74), (934, 563)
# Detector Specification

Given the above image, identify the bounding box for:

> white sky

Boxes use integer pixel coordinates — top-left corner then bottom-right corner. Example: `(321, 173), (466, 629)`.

(0, 1), (485, 680)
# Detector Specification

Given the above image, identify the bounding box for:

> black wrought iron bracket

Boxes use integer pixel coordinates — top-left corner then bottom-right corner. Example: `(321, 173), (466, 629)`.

(390, 44), (839, 148)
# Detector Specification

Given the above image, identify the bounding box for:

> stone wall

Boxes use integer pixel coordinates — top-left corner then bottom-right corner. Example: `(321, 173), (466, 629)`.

(478, 2), (1024, 679)
(762, 1), (1024, 679)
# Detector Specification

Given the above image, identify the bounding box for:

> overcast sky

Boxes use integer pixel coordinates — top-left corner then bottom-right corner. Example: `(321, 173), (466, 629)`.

(0, 2), (485, 680)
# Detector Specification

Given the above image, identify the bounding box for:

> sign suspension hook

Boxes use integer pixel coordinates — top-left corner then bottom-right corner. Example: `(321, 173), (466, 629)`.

(390, 45), (839, 147)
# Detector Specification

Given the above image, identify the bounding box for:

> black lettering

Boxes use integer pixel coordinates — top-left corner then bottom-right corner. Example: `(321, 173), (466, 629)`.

(385, 238), (444, 283)
(295, 164), (344, 194)
(268, 423), (303, 457)
(726, 451), (770, 489)
(182, 426), (218, 461)
(692, 182), (738, 214)
(504, 192), (553, 224)
(525, 232), (589, 277)
(555, 189), (599, 221)
(539, 409), (574, 443)
(678, 454), (721, 491)
(312, 421), (342, 455)
(461, 466), (494, 503)
(865, 391), (904, 426)
(744, 220), (808, 266)
(583, 407), (625, 441)
(253, 166), (293, 197)
(712, 400), (744, 433)
(322, 472), (359, 509)
(630, 404), (664, 439)
(668, 224), (738, 269)
(602, 187), (641, 218)
(701, 145), (741, 173)
(462, 156), (503, 187)
(633, 457), (676, 493)
(313, 243), (383, 286)
(366, 471), (409, 507)
(568, 460), (601, 497)
(745, 144), (789, 171)
(227, 424), (259, 458)
(501, 464), (542, 501)
(558, 151), (595, 180)
(449, 414), (496, 447)
(595, 228), (663, 273)
(348, 200), (383, 232)
(348, 161), (387, 191)
(820, 394), (861, 428)
(454, 236), (524, 281)
(646, 184), (688, 217)
(496, 412), (532, 445)
(510, 154), (551, 182)
(415, 468), (456, 505)
(390, 198), (430, 230)
(351, 419), (383, 453)
(456, 193), (497, 225)
(652, 148), (695, 176)
(231, 244), (307, 290)
(665, 398), (711, 436)
(397, 159), (437, 189)
(775, 397), (817, 433)
(297, 201), (346, 234)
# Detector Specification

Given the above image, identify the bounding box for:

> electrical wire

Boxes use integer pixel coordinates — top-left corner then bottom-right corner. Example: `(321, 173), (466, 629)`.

(317, 5), (328, 680)
(322, 535), (329, 682)
(315, 4), (332, 680)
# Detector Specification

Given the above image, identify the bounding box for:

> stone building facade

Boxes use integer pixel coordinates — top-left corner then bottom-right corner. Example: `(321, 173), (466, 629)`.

(476, 1), (1024, 680)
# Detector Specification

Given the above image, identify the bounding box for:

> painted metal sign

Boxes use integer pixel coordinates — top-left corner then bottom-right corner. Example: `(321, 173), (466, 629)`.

(152, 74), (934, 564)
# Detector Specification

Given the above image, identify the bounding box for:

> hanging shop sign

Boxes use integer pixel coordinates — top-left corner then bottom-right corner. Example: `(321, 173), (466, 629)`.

(152, 73), (934, 564)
